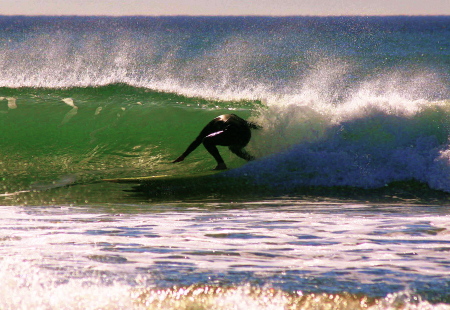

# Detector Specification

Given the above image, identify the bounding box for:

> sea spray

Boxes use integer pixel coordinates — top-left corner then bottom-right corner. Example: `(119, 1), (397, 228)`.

(243, 71), (450, 191)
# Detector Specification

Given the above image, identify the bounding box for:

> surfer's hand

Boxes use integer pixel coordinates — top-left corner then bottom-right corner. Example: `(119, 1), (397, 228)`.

(172, 156), (185, 163)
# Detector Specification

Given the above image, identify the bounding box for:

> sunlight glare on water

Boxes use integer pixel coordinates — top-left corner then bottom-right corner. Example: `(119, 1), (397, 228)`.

(0, 202), (449, 309)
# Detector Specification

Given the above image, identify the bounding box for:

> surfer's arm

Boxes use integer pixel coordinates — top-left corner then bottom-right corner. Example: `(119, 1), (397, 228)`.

(172, 155), (186, 163)
(172, 132), (205, 163)
(182, 137), (203, 157)
(173, 139), (201, 163)
(172, 118), (219, 163)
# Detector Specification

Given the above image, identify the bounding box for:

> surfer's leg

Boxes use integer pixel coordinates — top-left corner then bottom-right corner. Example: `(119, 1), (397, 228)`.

(203, 131), (228, 170)
(203, 128), (252, 168)
(203, 143), (227, 170)
(229, 145), (255, 161)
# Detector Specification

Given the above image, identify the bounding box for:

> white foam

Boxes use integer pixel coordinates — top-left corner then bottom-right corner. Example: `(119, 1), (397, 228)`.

(241, 68), (450, 191)
(6, 97), (17, 109)
(0, 204), (449, 309)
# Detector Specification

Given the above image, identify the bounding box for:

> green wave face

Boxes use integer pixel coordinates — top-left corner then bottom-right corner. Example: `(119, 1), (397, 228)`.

(3, 83), (450, 199)
(0, 85), (256, 192)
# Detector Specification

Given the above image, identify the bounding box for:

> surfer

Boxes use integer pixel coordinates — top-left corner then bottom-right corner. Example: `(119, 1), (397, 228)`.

(173, 114), (260, 170)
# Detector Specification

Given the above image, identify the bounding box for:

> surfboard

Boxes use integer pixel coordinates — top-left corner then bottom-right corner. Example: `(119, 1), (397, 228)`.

(103, 170), (222, 184)
(103, 169), (261, 198)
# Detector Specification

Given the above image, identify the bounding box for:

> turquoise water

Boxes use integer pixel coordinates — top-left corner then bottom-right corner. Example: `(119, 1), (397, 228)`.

(1, 16), (450, 309)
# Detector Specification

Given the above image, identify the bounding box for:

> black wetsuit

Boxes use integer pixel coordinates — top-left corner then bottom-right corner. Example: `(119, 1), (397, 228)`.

(181, 114), (258, 165)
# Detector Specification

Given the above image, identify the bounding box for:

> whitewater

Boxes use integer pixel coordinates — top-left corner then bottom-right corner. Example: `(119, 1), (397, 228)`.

(1, 15), (450, 309)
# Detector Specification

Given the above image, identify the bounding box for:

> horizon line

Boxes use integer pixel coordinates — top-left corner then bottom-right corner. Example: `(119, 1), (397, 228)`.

(1, 14), (449, 17)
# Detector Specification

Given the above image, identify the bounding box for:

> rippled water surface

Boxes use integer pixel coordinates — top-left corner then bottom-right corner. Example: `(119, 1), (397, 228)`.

(1, 201), (450, 309)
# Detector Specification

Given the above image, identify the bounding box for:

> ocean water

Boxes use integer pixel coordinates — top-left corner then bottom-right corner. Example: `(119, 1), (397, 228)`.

(1, 15), (450, 309)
